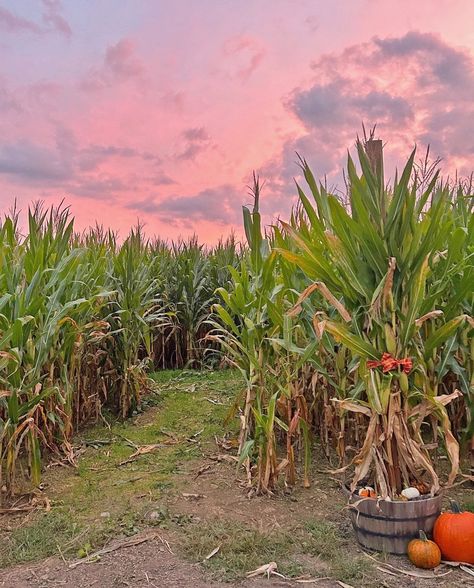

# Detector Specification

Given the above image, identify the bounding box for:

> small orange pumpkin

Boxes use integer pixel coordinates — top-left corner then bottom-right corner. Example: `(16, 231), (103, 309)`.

(407, 530), (441, 569)
(358, 486), (376, 498)
(433, 502), (474, 564)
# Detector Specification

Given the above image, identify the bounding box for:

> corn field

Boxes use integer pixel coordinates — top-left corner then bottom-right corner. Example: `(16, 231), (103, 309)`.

(212, 140), (474, 496)
(0, 204), (239, 494)
(1, 139), (473, 501)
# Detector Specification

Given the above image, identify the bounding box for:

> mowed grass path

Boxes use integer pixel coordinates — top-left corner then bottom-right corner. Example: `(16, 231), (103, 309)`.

(1, 370), (242, 567)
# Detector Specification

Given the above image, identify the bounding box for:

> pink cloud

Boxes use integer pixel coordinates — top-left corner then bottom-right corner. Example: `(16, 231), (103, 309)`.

(0, 76), (22, 112)
(0, 2), (71, 37)
(223, 35), (266, 79)
(0, 6), (42, 33)
(81, 39), (145, 91)
(176, 127), (212, 161)
(41, 0), (72, 38)
(261, 31), (474, 205)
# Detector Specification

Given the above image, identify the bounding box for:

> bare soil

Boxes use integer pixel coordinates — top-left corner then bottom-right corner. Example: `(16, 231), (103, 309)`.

(0, 532), (297, 588)
(0, 539), (339, 588)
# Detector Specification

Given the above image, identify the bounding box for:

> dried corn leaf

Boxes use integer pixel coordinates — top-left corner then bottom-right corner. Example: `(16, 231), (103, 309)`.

(204, 546), (220, 560)
(332, 398), (371, 417)
(414, 310), (443, 327)
(377, 562), (451, 579)
(289, 281), (351, 322)
(247, 561), (279, 578)
(118, 444), (162, 466)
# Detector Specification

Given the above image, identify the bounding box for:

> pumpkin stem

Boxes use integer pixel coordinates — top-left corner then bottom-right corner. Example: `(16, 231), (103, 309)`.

(449, 500), (462, 513)
(419, 530), (428, 541)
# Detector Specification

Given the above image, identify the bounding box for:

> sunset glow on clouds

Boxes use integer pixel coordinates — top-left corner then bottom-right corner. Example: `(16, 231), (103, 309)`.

(1, 0), (474, 242)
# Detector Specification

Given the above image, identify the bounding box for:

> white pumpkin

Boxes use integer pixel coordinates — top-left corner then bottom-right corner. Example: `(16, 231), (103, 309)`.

(401, 487), (421, 500)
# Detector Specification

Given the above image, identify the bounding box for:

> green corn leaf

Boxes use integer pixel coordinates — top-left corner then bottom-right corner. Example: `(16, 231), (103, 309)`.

(324, 321), (379, 359)
(424, 315), (468, 358)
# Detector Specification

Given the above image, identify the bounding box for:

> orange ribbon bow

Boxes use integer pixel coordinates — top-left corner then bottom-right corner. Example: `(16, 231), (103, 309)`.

(367, 352), (412, 374)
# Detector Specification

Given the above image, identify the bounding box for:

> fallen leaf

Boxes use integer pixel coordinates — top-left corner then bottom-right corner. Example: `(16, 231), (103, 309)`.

(377, 562), (452, 579)
(295, 578), (331, 584)
(203, 397), (224, 405)
(214, 435), (237, 451)
(181, 493), (206, 500)
(209, 454), (238, 463)
(460, 565), (474, 578)
(69, 530), (159, 568)
(118, 444), (163, 466)
(204, 546), (220, 561)
(247, 562), (278, 578)
(159, 535), (174, 555)
(193, 464), (212, 479)
(377, 566), (400, 577)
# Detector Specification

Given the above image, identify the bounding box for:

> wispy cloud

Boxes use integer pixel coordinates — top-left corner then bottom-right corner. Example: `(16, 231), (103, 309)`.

(0, 128), (163, 201)
(176, 127), (211, 161)
(223, 35), (266, 79)
(0, 1), (71, 37)
(0, 142), (68, 181)
(41, 0), (72, 38)
(81, 39), (145, 90)
(0, 6), (42, 34)
(149, 173), (177, 186)
(127, 184), (242, 226)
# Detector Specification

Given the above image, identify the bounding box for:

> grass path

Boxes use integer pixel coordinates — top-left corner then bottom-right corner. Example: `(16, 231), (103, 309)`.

(1, 370), (241, 567)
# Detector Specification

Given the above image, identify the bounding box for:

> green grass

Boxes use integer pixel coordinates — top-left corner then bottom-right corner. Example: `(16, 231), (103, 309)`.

(0, 510), (79, 567)
(0, 369), (242, 568)
(181, 519), (304, 581)
(181, 517), (374, 584)
(463, 499), (474, 513)
(304, 520), (371, 583)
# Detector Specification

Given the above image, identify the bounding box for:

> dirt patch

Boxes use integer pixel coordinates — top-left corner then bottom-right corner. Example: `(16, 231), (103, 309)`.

(0, 531), (226, 588)
(0, 529), (336, 588)
(167, 454), (346, 529)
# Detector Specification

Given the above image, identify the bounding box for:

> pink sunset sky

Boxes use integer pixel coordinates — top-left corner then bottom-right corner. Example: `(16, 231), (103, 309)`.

(1, 0), (474, 243)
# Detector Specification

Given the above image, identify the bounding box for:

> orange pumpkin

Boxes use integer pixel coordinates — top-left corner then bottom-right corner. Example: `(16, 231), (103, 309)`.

(433, 502), (474, 564)
(407, 530), (441, 569)
(358, 486), (376, 498)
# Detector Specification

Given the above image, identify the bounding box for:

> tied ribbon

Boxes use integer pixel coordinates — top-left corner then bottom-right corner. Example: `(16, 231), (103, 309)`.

(367, 352), (412, 374)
